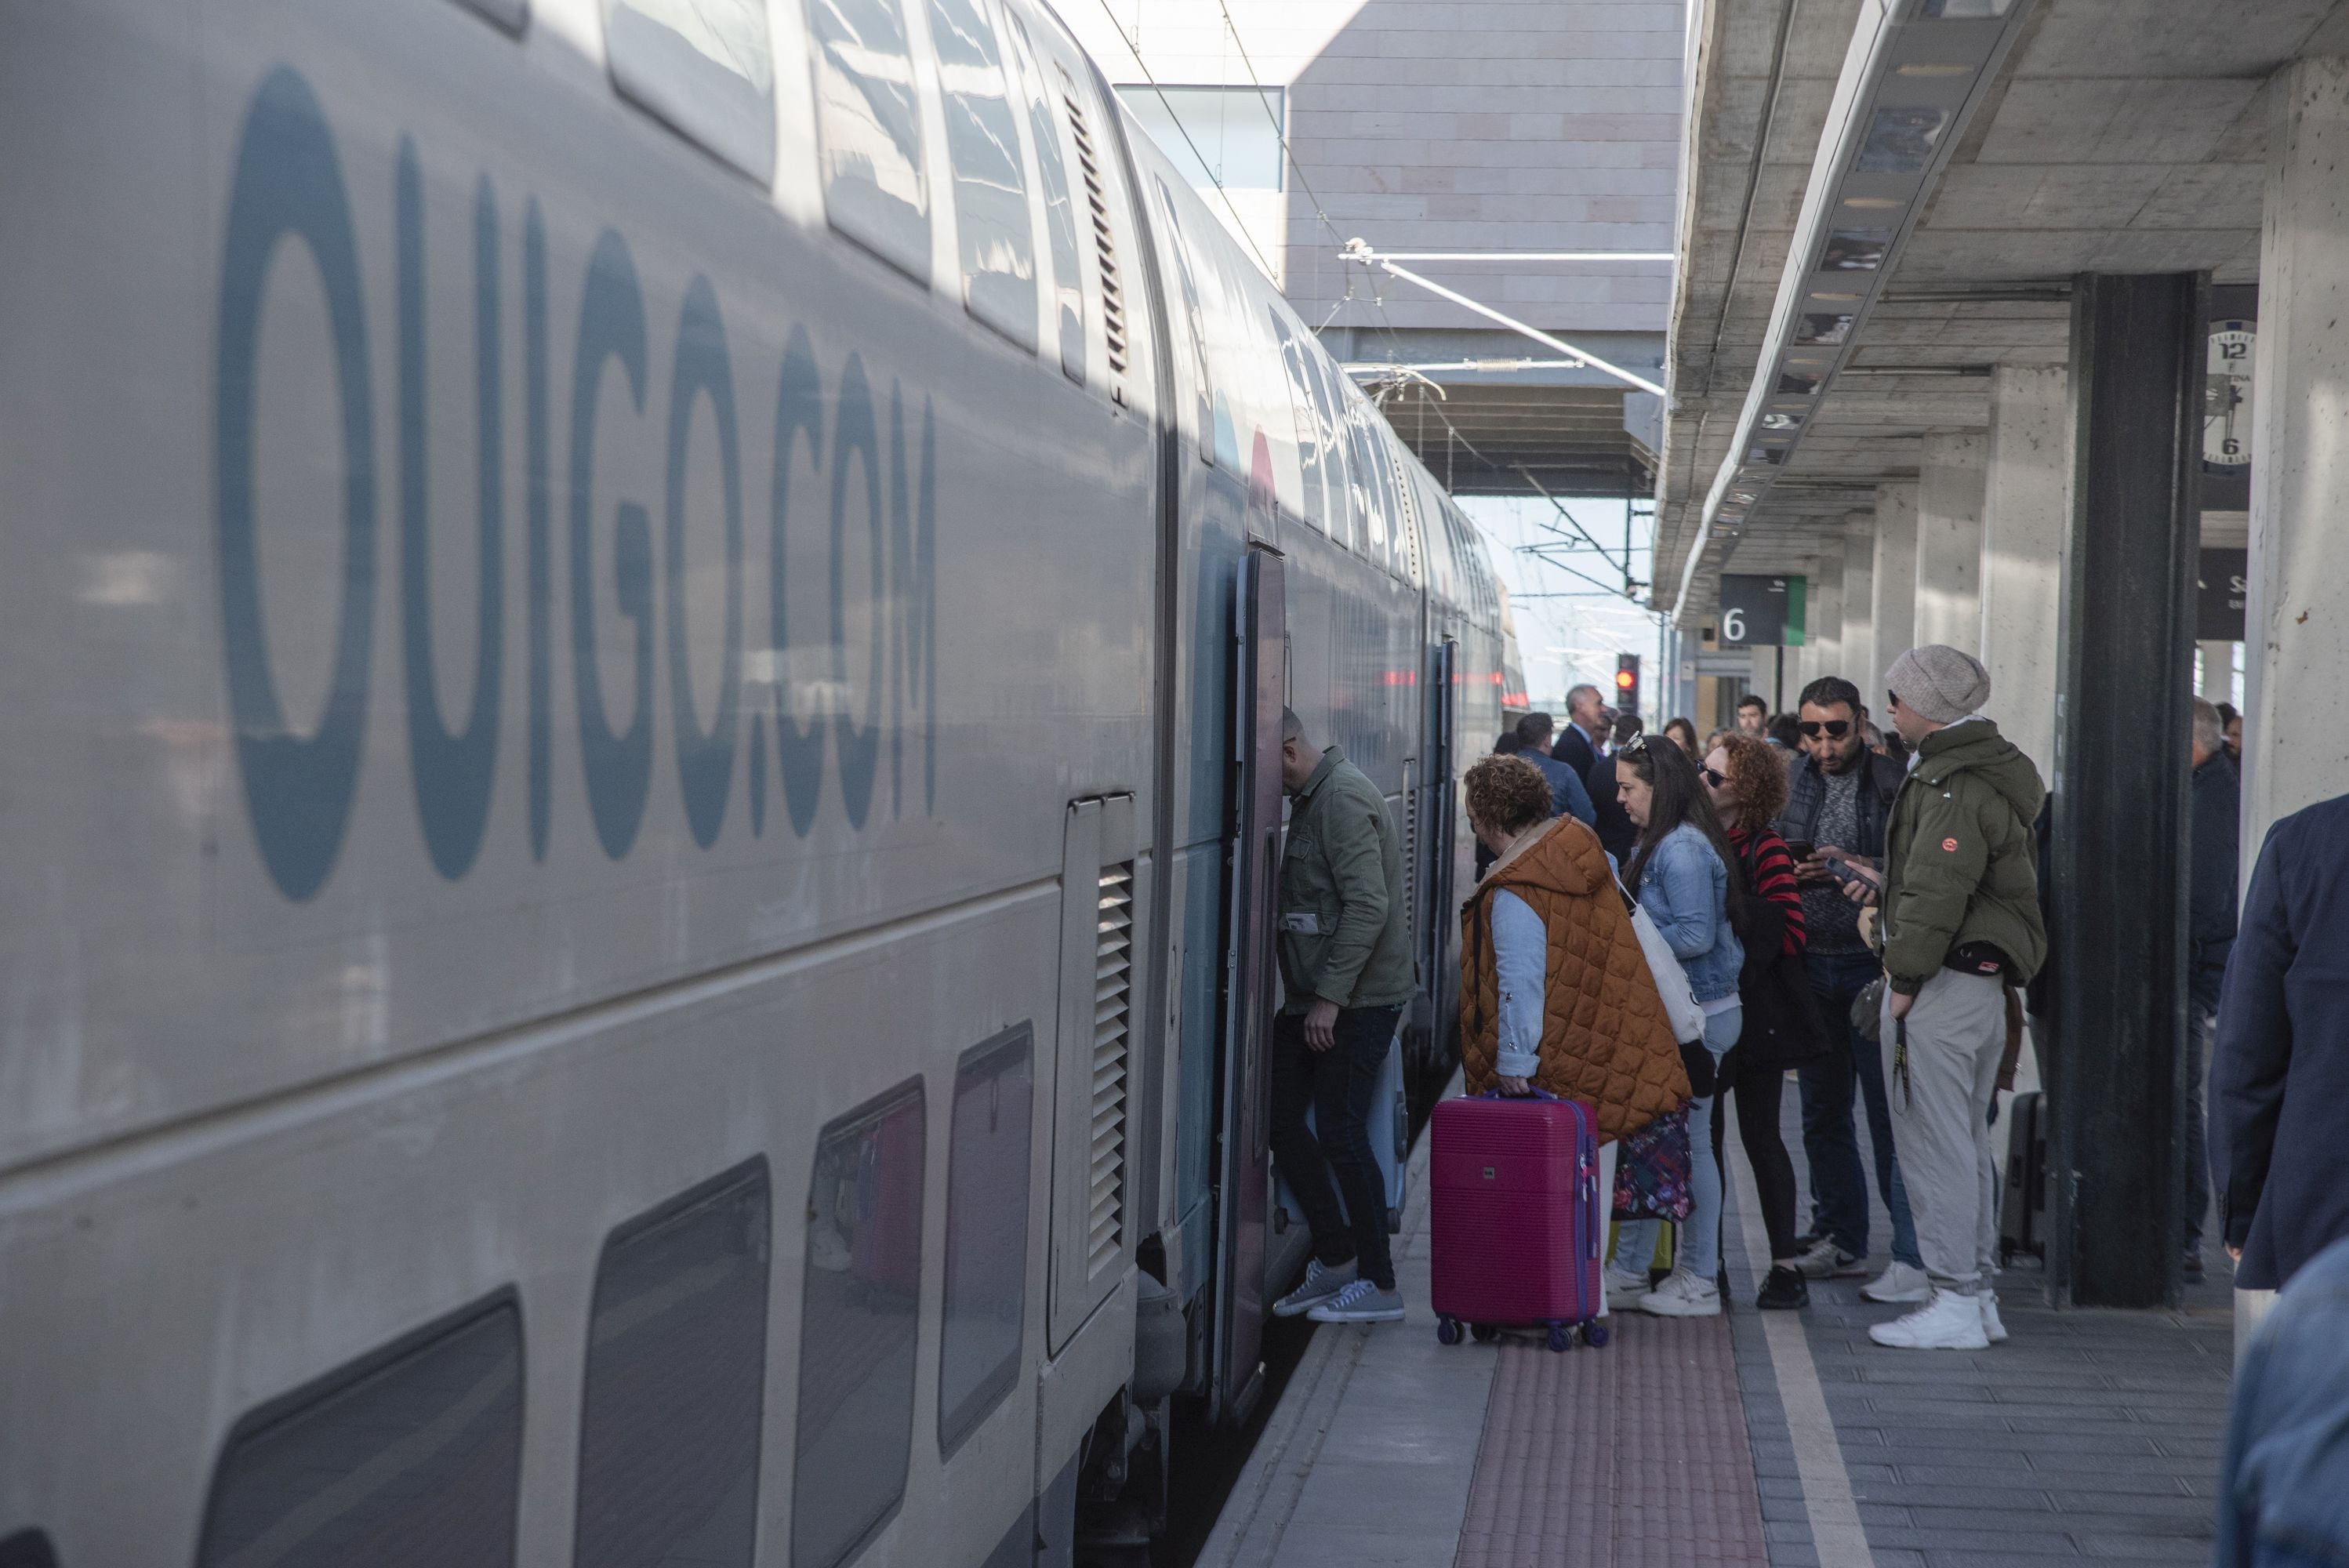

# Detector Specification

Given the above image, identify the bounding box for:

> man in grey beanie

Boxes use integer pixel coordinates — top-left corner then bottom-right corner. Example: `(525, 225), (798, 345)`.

(1865, 644), (2049, 1351)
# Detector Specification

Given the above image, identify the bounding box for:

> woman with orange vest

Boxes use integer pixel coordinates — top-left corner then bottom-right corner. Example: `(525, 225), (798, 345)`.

(1458, 753), (1690, 1316)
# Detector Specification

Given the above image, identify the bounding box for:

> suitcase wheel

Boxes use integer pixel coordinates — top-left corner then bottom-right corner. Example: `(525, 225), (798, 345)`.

(1470, 1322), (1500, 1344)
(1546, 1323), (1572, 1353)
(1584, 1323), (1610, 1348)
(1436, 1316), (1462, 1346)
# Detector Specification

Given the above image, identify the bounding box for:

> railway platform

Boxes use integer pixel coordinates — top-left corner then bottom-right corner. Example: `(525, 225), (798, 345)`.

(1203, 1094), (2235, 1568)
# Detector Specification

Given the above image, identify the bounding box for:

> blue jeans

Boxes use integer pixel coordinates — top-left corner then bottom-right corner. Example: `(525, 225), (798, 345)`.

(2216, 1236), (2349, 1565)
(1799, 949), (1922, 1269)
(1617, 1005), (1741, 1283)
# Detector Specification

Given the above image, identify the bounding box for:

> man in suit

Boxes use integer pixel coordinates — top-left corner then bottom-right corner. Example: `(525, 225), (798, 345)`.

(1552, 684), (1608, 777)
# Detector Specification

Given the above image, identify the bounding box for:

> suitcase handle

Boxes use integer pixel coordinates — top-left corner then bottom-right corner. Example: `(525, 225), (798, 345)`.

(1475, 1087), (1561, 1101)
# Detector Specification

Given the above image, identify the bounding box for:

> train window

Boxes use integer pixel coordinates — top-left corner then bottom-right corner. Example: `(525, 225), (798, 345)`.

(0, 1530), (56, 1568)
(195, 1295), (522, 1568)
(575, 1160), (772, 1568)
(1305, 350), (1353, 547)
(1347, 405), (1389, 568)
(1007, 15), (1084, 385)
(808, 0), (931, 283)
(938, 1025), (1035, 1454)
(929, 0), (1037, 350)
(795, 1080), (926, 1568)
(1267, 310), (1323, 528)
(1156, 181), (1216, 466)
(607, 0), (777, 183)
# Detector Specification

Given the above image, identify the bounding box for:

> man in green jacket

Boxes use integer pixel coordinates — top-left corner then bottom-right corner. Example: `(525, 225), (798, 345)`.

(1268, 709), (1415, 1325)
(1868, 645), (2049, 1352)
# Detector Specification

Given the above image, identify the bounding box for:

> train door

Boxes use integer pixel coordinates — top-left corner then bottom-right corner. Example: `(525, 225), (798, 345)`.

(1422, 639), (1460, 1081)
(1210, 545), (1283, 1425)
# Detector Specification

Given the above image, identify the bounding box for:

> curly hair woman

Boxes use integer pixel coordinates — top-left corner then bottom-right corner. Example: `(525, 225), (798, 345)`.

(1457, 753), (1690, 1317)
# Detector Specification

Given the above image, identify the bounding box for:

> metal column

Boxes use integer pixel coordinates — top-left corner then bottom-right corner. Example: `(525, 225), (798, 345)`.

(2048, 273), (2204, 1308)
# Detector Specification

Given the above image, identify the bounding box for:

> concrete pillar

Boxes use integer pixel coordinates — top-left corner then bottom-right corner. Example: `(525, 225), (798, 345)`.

(1748, 645), (1780, 712)
(1871, 483), (1919, 678)
(1804, 549), (1845, 703)
(1980, 366), (2070, 775)
(2197, 642), (2235, 702)
(1915, 434), (1988, 654)
(1841, 514), (1877, 698)
(2246, 55), (2349, 844)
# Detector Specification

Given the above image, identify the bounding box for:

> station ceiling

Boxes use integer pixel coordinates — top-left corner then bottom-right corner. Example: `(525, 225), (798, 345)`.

(1654, 0), (2337, 619)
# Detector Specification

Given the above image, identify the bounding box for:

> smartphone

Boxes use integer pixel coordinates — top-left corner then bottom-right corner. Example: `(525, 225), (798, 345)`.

(1783, 839), (1814, 862)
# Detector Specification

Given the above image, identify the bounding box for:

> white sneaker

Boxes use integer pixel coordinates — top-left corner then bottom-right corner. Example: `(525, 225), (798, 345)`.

(1868, 1288), (1991, 1350)
(1862, 1260), (1931, 1304)
(1603, 1267), (1652, 1312)
(1980, 1290), (2009, 1343)
(1639, 1266), (1722, 1317)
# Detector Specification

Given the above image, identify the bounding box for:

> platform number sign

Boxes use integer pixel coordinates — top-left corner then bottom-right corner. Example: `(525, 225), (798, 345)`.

(1716, 574), (1806, 648)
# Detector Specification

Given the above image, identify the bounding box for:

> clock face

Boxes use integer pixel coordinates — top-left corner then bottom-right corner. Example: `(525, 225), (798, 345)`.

(2205, 321), (2255, 473)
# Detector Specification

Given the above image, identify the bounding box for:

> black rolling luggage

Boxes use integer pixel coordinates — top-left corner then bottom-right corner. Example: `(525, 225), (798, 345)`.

(1999, 1090), (2048, 1263)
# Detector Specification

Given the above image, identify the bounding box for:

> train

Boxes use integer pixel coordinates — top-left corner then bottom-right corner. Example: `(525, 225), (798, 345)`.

(0, 1), (1523, 1564)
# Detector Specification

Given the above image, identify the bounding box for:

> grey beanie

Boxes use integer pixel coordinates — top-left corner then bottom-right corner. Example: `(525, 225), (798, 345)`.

(1886, 644), (1991, 725)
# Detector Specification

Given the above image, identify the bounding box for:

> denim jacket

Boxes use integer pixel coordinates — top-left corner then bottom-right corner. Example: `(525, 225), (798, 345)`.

(1634, 823), (1744, 1004)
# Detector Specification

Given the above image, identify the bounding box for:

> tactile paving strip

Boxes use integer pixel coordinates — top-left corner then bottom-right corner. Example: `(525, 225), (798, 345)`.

(1454, 1316), (1771, 1568)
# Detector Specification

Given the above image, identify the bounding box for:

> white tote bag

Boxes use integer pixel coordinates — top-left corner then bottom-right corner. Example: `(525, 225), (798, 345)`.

(1619, 875), (1706, 1044)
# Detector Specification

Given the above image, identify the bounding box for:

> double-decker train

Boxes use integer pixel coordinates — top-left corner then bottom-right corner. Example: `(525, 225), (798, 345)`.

(0, 1), (1521, 1563)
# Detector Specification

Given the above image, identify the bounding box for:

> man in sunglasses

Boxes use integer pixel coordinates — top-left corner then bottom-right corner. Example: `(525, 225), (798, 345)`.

(1775, 676), (1926, 1301)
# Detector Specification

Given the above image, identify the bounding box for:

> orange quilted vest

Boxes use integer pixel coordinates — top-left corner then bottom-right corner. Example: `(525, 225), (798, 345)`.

(1458, 815), (1691, 1141)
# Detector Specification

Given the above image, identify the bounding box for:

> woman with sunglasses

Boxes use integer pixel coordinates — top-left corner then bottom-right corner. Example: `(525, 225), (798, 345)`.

(1704, 732), (1828, 1309)
(1608, 735), (1745, 1316)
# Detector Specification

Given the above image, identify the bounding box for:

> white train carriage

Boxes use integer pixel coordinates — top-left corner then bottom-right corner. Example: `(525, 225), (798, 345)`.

(0, 1), (1519, 1564)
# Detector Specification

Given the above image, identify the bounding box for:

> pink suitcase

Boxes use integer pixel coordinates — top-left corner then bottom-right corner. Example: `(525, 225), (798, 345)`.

(1429, 1091), (1607, 1352)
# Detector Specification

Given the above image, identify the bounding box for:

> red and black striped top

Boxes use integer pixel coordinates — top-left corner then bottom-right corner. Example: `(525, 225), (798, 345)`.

(1731, 826), (1806, 958)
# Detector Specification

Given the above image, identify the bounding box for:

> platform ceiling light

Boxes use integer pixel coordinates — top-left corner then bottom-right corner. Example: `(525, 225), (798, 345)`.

(1672, 0), (2039, 625)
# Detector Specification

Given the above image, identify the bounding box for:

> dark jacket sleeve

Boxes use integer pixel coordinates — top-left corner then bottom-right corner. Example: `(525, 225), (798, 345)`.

(2190, 764), (2242, 979)
(1882, 782), (1991, 993)
(2212, 823), (2296, 1251)
(1586, 756), (1636, 862)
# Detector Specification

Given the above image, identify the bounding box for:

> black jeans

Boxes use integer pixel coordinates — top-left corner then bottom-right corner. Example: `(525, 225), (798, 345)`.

(1724, 1045), (1803, 1262)
(1269, 1004), (1402, 1289)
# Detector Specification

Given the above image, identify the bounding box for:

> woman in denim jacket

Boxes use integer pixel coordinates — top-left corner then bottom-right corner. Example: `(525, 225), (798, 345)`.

(1608, 735), (1745, 1317)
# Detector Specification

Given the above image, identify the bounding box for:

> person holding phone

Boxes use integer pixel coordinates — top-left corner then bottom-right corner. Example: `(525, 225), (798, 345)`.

(1774, 676), (1926, 1303)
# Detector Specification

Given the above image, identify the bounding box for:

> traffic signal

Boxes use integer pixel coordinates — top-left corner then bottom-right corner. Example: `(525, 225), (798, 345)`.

(1614, 653), (1641, 717)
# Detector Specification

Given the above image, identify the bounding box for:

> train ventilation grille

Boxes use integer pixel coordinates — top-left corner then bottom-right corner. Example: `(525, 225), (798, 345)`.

(1402, 788), (1418, 956)
(1061, 82), (1128, 382)
(1088, 861), (1135, 1273)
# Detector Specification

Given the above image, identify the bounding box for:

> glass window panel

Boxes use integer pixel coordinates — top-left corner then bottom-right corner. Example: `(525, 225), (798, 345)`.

(607, 0), (776, 182)
(795, 1082), (925, 1568)
(575, 1161), (772, 1568)
(929, 0), (1037, 350)
(1307, 349), (1352, 547)
(1267, 310), (1323, 529)
(1347, 405), (1387, 564)
(938, 1025), (1035, 1454)
(1113, 86), (1281, 191)
(197, 1298), (523, 1568)
(1007, 15), (1084, 384)
(808, 0), (931, 282)
(1156, 180), (1216, 467)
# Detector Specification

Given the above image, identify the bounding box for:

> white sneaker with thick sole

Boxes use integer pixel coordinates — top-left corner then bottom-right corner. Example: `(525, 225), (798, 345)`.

(1980, 1290), (2009, 1343)
(1639, 1266), (1722, 1317)
(1273, 1257), (1356, 1318)
(1603, 1267), (1652, 1312)
(1868, 1288), (1991, 1350)
(1862, 1260), (1931, 1304)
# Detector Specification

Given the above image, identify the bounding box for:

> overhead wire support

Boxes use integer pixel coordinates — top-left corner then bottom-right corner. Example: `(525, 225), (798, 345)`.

(1342, 240), (1667, 398)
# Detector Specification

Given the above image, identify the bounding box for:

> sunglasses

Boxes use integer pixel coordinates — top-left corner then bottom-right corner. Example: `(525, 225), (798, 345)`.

(1798, 719), (1852, 739)
(1700, 765), (1730, 789)
(1620, 733), (1653, 755)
